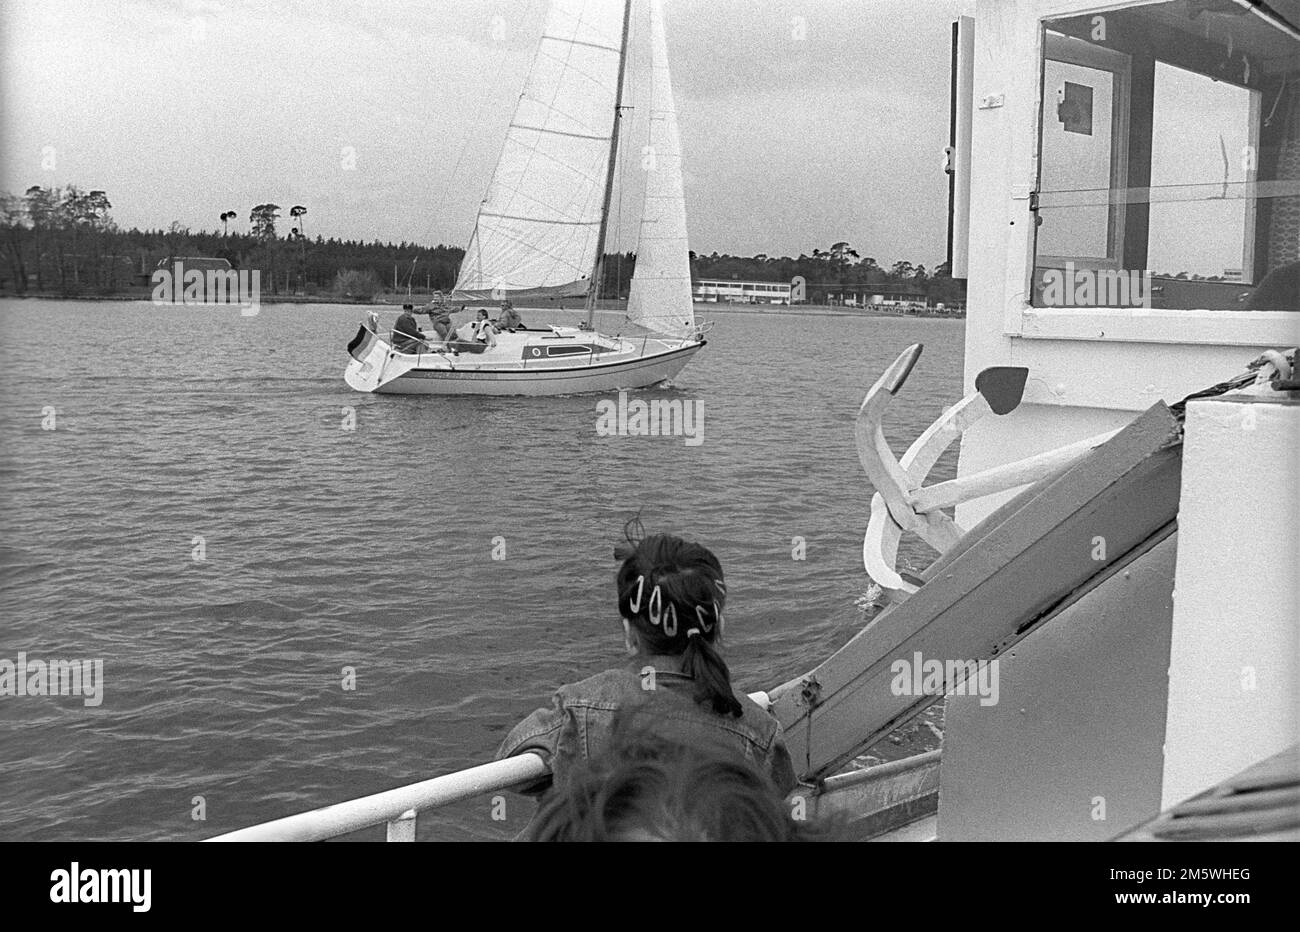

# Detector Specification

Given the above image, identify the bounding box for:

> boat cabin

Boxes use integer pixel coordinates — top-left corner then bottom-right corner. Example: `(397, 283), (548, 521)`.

(942, 0), (1298, 839)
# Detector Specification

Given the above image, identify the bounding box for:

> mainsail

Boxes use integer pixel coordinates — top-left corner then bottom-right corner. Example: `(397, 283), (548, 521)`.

(624, 0), (695, 338)
(453, 0), (627, 300)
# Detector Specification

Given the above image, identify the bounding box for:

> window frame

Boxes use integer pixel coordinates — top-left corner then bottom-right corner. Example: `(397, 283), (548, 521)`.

(1006, 0), (1296, 346)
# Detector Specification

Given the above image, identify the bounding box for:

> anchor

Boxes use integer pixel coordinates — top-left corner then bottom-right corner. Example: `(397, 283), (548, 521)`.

(857, 344), (1121, 601)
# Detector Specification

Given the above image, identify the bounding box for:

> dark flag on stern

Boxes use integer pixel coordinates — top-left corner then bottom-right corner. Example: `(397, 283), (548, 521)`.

(347, 325), (378, 362)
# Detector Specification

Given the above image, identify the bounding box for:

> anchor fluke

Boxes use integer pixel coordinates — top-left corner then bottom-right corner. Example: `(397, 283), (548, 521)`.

(974, 366), (1029, 415)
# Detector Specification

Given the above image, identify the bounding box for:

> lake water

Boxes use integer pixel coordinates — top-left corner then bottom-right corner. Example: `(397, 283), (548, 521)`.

(0, 299), (963, 841)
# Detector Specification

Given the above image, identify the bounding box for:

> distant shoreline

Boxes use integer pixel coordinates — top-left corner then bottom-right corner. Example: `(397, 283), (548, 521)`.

(0, 290), (965, 319)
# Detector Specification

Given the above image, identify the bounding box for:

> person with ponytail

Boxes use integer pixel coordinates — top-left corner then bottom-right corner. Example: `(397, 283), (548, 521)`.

(496, 524), (797, 811)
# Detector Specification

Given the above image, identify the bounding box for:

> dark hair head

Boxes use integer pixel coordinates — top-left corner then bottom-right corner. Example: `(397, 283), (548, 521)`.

(615, 520), (740, 718)
(529, 725), (834, 842)
(1245, 260), (1299, 311)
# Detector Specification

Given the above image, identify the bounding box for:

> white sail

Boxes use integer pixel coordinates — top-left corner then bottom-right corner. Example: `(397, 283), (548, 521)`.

(453, 0), (627, 299)
(625, 0), (695, 339)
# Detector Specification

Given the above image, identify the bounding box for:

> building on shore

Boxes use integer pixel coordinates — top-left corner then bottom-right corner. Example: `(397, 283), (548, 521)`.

(152, 256), (233, 274)
(827, 283), (926, 307)
(145, 256), (238, 302)
(822, 284), (966, 316)
(693, 278), (792, 304)
(140, 256), (234, 288)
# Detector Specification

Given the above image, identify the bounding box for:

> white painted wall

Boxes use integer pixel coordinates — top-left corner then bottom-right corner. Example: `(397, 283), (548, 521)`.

(940, 535), (1177, 840)
(952, 0), (1300, 826)
(1161, 395), (1300, 808)
(959, 0), (1298, 515)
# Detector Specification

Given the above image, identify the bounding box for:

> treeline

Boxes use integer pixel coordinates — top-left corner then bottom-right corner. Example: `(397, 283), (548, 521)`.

(0, 187), (463, 297)
(1, 187), (963, 305)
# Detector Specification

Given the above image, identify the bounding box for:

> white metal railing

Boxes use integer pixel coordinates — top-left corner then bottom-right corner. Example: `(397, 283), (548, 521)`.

(208, 689), (773, 842)
(207, 753), (549, 842)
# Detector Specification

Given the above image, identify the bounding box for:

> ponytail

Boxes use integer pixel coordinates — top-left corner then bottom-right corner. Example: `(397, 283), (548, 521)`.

(616, 526), (743, 719)
(682, 633), (743, 717)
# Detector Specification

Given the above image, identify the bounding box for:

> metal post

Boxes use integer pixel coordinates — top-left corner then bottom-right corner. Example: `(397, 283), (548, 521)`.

(386, 809), (417, 842)
(585, 0), (634, 329)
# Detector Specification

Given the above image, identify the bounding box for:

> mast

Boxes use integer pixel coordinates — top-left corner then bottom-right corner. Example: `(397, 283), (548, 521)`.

(585, 0), (634, 327)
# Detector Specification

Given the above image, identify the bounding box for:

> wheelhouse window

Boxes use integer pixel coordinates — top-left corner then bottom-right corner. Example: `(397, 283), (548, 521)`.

(1032, 0), (1300, 311)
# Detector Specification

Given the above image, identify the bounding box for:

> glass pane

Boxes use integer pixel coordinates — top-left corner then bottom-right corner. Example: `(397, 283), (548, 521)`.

(1147, 61), (1253, 282)
(1033, 0), (1299, 311)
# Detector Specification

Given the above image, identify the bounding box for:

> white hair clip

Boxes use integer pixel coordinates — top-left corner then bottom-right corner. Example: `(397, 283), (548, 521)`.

(663, 603), (678, 637)
(648, 585), (662, 626)
(629, 575), (645, 614)
(714, 579), (726, 595)
(695, 604), (712, 633)
(686, 628), (701, 638)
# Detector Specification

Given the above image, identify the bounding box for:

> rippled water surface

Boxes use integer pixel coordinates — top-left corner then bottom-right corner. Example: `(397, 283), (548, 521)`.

(0, 299), (963, 840)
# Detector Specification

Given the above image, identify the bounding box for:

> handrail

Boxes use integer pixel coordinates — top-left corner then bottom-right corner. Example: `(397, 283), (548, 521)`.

(207, 753), (549, 842)
(207, 689), (773, 842)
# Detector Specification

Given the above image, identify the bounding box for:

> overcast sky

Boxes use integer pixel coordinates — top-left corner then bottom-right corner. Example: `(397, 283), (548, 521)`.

(1, 0), (968, 267)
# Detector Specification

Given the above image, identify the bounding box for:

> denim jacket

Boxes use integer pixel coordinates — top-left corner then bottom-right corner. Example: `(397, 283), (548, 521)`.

(495, 654), (798, 796)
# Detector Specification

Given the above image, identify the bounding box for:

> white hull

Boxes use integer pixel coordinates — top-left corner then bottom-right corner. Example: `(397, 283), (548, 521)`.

(345, 326), (703, 396)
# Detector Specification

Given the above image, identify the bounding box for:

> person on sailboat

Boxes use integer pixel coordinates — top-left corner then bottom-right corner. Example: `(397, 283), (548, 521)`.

(421, 296), (455, 344)
(391, 305), (427, 353)
(496, 300), (522, 331)
(495, 526), (797, 805)
(470, 309), (498, 347)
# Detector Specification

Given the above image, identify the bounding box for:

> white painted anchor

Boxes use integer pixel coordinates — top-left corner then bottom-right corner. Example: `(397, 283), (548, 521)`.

(857, 344), (1120, 601)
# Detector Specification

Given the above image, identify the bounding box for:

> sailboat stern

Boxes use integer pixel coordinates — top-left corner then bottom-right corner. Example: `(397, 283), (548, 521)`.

(344, 322), (402, 393)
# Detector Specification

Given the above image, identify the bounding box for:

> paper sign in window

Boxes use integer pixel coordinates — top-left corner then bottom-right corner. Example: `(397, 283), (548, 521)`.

(1057, 81), (1094, 136)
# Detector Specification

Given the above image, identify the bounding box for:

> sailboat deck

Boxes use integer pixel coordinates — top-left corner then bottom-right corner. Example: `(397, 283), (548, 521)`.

(392, 331), (694, 372)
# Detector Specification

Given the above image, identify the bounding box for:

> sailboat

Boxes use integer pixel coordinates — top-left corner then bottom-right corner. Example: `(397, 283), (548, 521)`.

(344, 0), (705, 396)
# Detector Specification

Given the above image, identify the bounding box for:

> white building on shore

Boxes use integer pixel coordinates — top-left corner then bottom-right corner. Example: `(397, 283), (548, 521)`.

(693, 279), (792, 304)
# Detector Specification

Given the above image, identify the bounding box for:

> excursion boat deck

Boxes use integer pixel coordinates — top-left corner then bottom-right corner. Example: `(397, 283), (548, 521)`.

(212, 341), (1298, 843)
(221, 0), (1298, 841)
